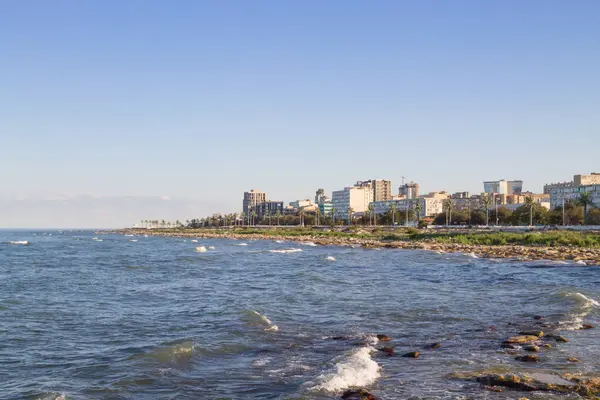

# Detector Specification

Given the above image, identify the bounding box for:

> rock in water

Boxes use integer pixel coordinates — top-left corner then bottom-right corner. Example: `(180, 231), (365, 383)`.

(341, 389), (377, 399)
(426, 342), (441, 349)
(376, 334), (392, 342)
(519, 330), (544, 337)
(503, 335), (540, 344)
(402, 351), (420, 358)
(524, 345), (540, 352)
(379, 346), (395, 356)
(581, 323), (595, 330)
(515, 355), (539, 362)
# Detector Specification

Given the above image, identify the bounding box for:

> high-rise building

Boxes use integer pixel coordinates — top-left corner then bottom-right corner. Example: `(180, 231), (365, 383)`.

(574, 173), (600, 186)
(356, 179), (392, 202)
(483, 180), (523, 195)
(399, 182), (419, 199)
(243, 190), (266, 215)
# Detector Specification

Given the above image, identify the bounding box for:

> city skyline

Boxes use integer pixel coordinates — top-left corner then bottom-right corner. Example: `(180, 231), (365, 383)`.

(2, 1), (599, 227)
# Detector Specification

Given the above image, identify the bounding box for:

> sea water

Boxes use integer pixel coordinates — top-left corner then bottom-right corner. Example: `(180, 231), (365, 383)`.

(0, 230), (598, 399)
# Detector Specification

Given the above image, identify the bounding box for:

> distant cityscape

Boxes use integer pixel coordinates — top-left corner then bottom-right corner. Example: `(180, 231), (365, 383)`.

(137, 172), (600, 228)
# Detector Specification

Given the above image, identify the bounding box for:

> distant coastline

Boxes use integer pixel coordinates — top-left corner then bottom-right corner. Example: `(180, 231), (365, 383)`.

(112, 227), (600, 266)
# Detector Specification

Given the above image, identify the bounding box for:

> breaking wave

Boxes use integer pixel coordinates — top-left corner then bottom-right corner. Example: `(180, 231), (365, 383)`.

(196, 246), (208, 253)
(301, 242), (318, 247)
(310, 345), (380, 392)
(8, 241), (29, 245)
(326, 256), (336, 261)
(245, 310), (279, 332)
(269, 248), (303, 254)
(558, 292), (599, 330)
(237, 243), (248, 246)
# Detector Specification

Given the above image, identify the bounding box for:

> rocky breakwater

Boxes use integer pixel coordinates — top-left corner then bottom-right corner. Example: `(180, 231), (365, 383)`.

(113, 229), (600, 265)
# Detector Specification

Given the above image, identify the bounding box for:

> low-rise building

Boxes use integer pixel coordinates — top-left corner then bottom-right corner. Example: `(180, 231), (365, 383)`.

(545, 173), (600, 209)
(254, 201), (284, 218)
(371, 198), (444, 218)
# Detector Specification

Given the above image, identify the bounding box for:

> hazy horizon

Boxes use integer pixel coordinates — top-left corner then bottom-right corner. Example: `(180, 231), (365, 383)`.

(2, 1), (599, 228)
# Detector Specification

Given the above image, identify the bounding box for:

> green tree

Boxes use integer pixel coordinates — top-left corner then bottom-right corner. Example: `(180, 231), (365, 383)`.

(347, 206), (354, 225)
(481, 194), (492, 226)
(443, 199), (454, 226)
(577, 192), (595, 224)
(388, 203), (398, 226)
(524, 195), (535, 226)
(275, 211), (282, 226)
(413, 200), (422, 225)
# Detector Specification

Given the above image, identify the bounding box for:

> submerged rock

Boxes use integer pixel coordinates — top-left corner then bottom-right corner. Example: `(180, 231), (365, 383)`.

(425, 342), (441, 349)
(503, 335), (540, 344)
(523, 345), (539, 352)
(379, 346), (395, 356)
(402, 351), (420, 358)
(519, 330), (544, 337)
(515, 355), (539, 362)
(581, 324), (595, 330)
(341, 389), (377, 400)
(568, 357), (581, 363)
(453, 370), (600, 397)
(552, 335), (569, 343)
(376, 334), (392, 342)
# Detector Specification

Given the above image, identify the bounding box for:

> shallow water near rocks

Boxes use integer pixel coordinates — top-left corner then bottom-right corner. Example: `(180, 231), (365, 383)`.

(0, 230), (598, 399)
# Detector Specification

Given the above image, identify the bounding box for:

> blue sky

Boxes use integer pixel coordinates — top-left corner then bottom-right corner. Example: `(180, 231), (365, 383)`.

(1, 0), (599, 227)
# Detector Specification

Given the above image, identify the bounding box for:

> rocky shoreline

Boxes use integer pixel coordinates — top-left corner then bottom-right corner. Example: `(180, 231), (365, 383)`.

(112, 228), (600, 266)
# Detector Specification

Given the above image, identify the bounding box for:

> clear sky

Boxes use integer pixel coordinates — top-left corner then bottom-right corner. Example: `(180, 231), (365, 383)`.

(1, 0), (599, 228)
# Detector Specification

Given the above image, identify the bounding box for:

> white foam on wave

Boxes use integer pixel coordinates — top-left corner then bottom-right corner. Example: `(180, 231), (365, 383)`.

(302, 241), (318, 247)
(269, 248), (303, 254)
(208, 246), (215, 250)
(251, 310), (279, 332)
(8, 241), (29, 245)
(191, 239), (198, 243)
(467, 252), (479, 258)
(326, 256), (336, 261)
(196, 246), (208, 253)
(310, 345), (380, 392)
(575, 260), (587, 265)
(237, 243), (248, 246)
(129, 239), (138, 242)
(275, 240), (285, 243)
(559, 292), (599, 330)
(124, 234), (134, 237)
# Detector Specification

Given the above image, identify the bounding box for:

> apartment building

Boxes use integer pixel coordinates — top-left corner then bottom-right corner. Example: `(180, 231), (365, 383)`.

(356, 179), (392, 202)
(254, 201), (284, 218)
(332, 186), (373, 220)
(243, 190), (266, 215)
(399, 182), (419, 199)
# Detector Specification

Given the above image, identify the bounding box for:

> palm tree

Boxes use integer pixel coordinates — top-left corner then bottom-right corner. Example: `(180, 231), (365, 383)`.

(524, 195), (535, 226)
(443, 199), (454, 226)
(331, 208), (337, 225)
(388, 203), (398, 226)
(481, 194), (492, 226)
(347, 206), (354, 225)
(315, 207), (321, 226)
(577, 192), (594, 224)
(251, 211), (257, 226)
(367, 204), (375, 226)
(239, 212), (246, 227)
(275, 211), (282, 226)
(413, 200), (422, 225)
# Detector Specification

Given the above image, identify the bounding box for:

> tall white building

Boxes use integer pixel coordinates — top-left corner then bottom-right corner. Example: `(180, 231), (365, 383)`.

(331, 186), (373, 220)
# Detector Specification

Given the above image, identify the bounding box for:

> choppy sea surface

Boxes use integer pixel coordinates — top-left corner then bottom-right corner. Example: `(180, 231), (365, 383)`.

(0, 230), (598, 400)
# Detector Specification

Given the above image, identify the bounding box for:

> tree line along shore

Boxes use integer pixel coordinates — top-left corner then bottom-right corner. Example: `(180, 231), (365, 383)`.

(114, 227), (600, 266)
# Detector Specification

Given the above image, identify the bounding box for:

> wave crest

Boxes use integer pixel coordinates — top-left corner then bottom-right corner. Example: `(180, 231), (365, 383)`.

(310, 346), (380, 392)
